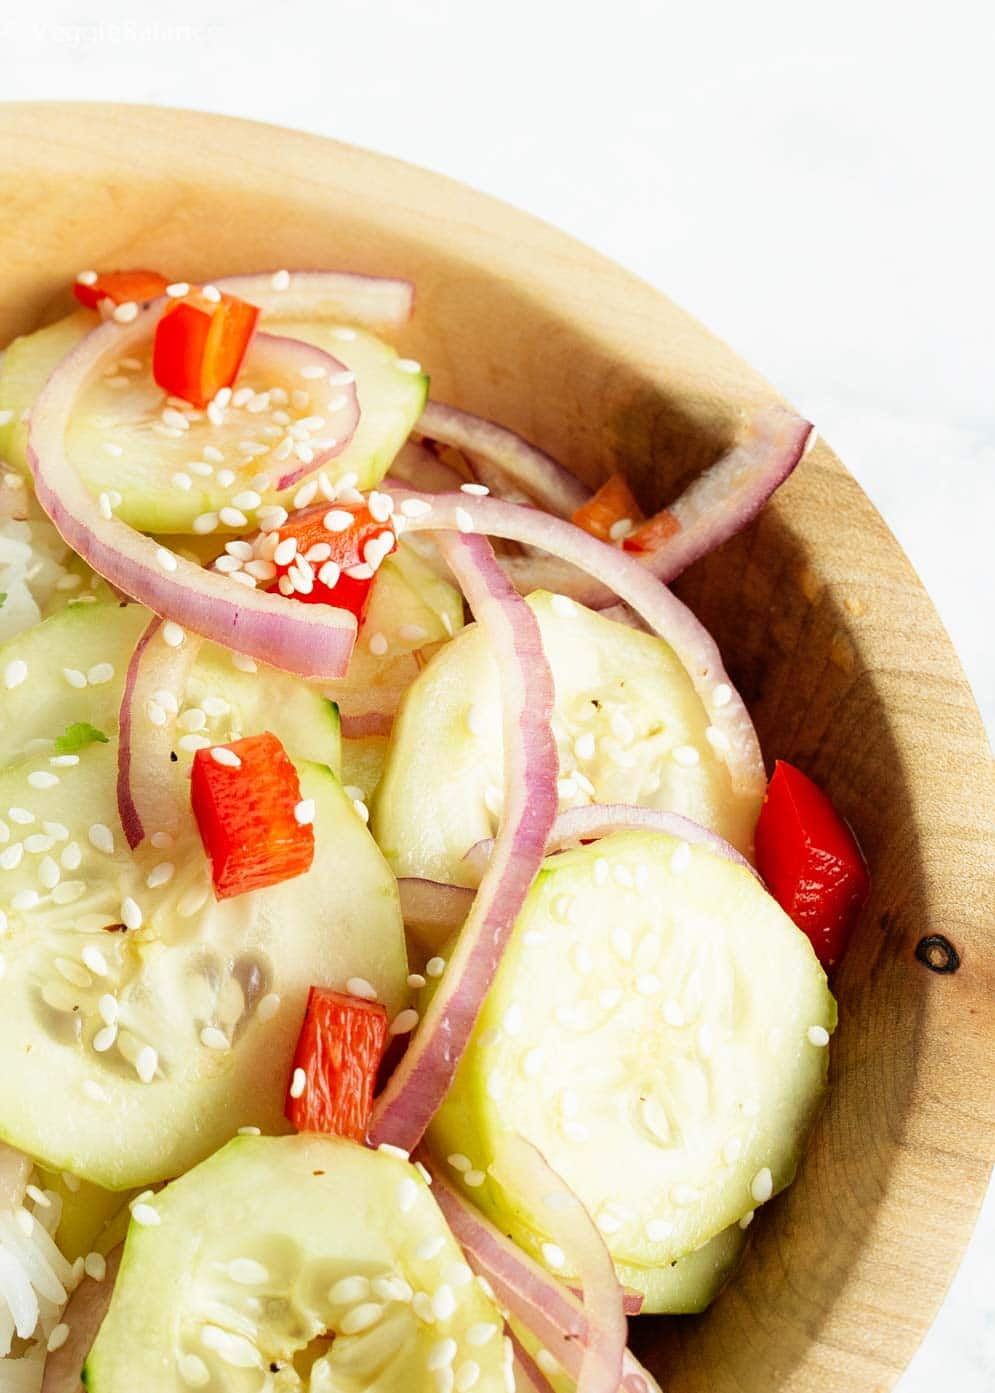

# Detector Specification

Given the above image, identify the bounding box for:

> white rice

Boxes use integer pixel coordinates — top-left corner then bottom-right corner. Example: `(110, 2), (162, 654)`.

(0, 1168), (75, 1382)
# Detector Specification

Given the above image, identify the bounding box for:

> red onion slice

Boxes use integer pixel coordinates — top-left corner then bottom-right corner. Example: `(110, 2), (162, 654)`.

(25, 305), (358, 679)
(463, 804), (760, 882)
(418, 402), (591, 516)
(426, 1152), (625, 1392)
(390, 439), (465, 493)
(41, 1246), (121, 1393)
(632, 406), (814, 583)
(215, 269), (414, 327)
(391, 491), (765, 805)
(493, 406), (813, 602)
(117, 617), (203, 850)
(248, 334), (359, 491)
(339, 711), (396, 739)
(490, 1136), (626, 1393)
(397, 878), (475, 933)
(369, 534), (557, 1151)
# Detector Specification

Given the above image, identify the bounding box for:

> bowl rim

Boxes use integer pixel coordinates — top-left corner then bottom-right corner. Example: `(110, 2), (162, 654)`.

(1, 98), (993, 1392)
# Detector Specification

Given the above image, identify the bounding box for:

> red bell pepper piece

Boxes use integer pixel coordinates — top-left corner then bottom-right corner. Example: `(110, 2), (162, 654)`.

(285, 987), (389, 1140)
(73, 269), (170, 311)
(268, 501), (397, 625)
(623, 508), (682, 554)
(571, 473), (645, 544)
(190, 732), (314, 900)
(152, 288), (259, 408)
(754, 760), (870, 970)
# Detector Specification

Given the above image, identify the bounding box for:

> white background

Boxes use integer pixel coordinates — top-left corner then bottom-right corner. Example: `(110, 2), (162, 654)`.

(2, 1), (993, 1386)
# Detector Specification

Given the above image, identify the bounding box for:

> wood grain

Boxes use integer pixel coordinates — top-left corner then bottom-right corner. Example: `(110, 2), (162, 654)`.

(0, 101), (992, 1393)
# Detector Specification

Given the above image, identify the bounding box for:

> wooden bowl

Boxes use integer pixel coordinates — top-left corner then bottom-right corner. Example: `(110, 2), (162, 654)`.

(1, 102), (992, 1393)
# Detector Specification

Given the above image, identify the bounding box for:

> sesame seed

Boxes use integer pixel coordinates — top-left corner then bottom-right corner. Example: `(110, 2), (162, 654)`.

(0, 844), (22, 871)
(751, 1167), (774, 1203)
(396, 358), (422, 374)
(329, 1275), (371, 1305)
(662, 999), (686, 1027)
(390, 1008), (419, 1036)
(536, 1352), (560, 1378)
(407, 973), (427, 989)
(807, 1025), (830, 1047)
(112, 301), (139, 323)
(369, 632), (389, 656)
(200, 1026), (230, 1051)
(723, 1136), (744, 1164)
(50, 754), (79, 768)
(432, 1284), (456, 1320)
(270, 268), (291, 291)
(84, 1251), (107, 1281)
(178, 733), (210, 753)
(155, 547), (178, 573)
(98, 995), (119, 1026)
(293, 799), (315, 826)
(428, 1337), (458, 1371)
(448, 1154), (472, 1173)
(464, 1169), (486, 1187)
(739, 1209), (755, 1229)
(219, 506), (248, 528)
(121, 896), (143, 930)
(426, 956), (446, 978)
(444, 1261), (473, 1287)
(166, 282), (190, 297)
(87, 662), (114, 685)
(11, 889), (39, 910)
(25, 833), (51, 853)
(347, 976), (378, 1001)
(289, 1067), (307, 1099)
(609, 517), (635, 541)
(232, 652), (257, 673)
(293, 481), (318, 509)
(47, 1323), (70, 1352)
(671, 1182), (700, 1206)
(192, 512), (219, 534)
(3, 659), (27, 690)
(256, 993), (280, 1022)
(28, 770), (58, 789)
(401, 498), (433, 519)
(76, 269), (98, 285)
(38, 856), (60, 889)
(705, 725), (731, 752)
(188, 461), (214, 477)
(646, 1217), (675, 1241)
(455, 507), (474, 533)
(541, 1243), (566, 1270)
(637, 972), (662, 996)
(672, 744), (701, 767)
(712, 682), (733, 707)
(82, 945), (109, 976)
(163, 621), (185, 647)
(368, 491), (394, 523)
(63, 667), (87, 689)
(467, 1322), (499, 1347)
(93, 1024), (118, 1052)
(209, 745), (242, 769)
(52, 881), (86, 905)
(135, 1045), (158, 1083)
(398, 1178), (418, 1213)
(146, 862), (175, 889)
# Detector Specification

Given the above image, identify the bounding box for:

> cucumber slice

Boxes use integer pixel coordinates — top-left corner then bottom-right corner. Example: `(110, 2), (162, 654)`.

(84, 1134), (509, 1393)
(425, 830), (835, 1274)
(0, 747), (407, 1187)
(0, 311), (427, 533)
(374, 592), (760, 886)
(0, 599), (341, 776)
(615, 1223), (748, 1315)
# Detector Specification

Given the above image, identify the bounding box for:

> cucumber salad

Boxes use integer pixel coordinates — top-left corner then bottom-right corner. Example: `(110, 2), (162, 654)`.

(0, 267), (870, 1393)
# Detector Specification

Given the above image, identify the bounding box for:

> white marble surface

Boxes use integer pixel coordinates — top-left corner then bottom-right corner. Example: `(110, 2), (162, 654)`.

(2, 0), (993, 1385)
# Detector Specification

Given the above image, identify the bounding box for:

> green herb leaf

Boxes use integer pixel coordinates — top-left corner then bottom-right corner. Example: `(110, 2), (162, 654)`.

(0, 593), (6, 609)
(54, 721), (109, 755)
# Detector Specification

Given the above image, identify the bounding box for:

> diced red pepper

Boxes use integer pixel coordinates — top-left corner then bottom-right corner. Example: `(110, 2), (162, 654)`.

(190, 732), (314, 900)
(285, 987), (389, 1140)
(152, 288), (259, 408)
(73, 269), (170, 311)
(754, 760), (870, 970)
(623, 507), (682, 553)
(268, 501), (397, 625)
(571, 474), (645, 544)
